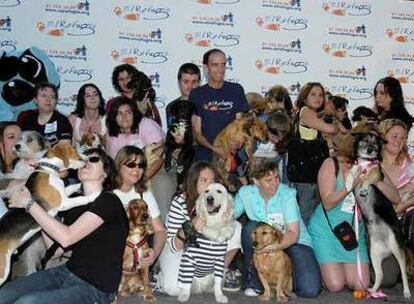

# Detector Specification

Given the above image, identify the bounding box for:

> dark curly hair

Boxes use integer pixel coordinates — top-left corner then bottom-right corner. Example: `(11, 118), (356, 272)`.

(111, 64), (139, 93)
(106, 97), (143, 137)
(72, 83), (106, 117)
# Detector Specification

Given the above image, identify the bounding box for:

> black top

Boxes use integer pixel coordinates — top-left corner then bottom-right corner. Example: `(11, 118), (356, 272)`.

(382, 109), (414, 132)
(18, 109), (72, 145)
(65, 192), (128, 293)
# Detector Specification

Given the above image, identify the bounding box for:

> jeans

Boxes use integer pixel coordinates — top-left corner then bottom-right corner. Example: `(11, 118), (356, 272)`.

(0, 265), (114, 304)
(241, 221), (321, 298)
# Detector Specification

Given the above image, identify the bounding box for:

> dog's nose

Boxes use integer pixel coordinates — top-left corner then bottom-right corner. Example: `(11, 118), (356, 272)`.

(14, 144), (21, 150)
(252, 241), (258, 248)
(143, 213), (148, 220)
(206, 196), (214, 205)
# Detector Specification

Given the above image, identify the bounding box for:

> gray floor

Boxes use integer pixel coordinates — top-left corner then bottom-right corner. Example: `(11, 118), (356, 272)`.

(118, 283), (413, 303)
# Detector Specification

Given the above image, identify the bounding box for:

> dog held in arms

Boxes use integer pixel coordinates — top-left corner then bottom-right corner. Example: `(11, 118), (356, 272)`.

(345, 123), (411, 299)
(252, 223), (292, 302)
(177, 183), (235, 303)
(0, 143), (100, 286)
(118, 198), (155, 302)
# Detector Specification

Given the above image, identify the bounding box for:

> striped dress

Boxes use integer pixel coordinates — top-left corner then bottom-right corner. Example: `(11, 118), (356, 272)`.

(166, 194), (228, 288)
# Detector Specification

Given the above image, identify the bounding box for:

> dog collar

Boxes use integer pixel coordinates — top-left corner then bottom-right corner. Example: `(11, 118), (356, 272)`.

(38, 162), (60, 172)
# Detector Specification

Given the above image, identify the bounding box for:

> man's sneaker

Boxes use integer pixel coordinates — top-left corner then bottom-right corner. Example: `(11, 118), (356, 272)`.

(243, 288), (260, 297)
(223, 269), (241, 292)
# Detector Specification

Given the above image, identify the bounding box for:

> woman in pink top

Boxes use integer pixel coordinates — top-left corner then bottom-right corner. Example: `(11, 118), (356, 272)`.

(106, 97), (164, 178)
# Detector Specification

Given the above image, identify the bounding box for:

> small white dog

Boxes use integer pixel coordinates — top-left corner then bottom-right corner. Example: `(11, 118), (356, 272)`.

(0, 131), (50, 180)
(177, 183), (235, 303)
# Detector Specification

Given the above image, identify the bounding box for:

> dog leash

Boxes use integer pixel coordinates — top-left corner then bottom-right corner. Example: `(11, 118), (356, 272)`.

(354, 204), (387, 300)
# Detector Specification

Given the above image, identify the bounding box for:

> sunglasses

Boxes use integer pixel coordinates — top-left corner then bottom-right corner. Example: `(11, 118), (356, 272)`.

(88, 156), (101, 163)
(124, 161), (146, 169)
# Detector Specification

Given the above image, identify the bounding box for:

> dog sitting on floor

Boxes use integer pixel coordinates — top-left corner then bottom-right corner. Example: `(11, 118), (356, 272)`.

(177, 183), (235, 303)
(252, 223), (292, 302)
(346, 123), (411, 299)
(0, 131), (50, 180)
(0, 143), (99, 286)
(118, 198), (155, 303)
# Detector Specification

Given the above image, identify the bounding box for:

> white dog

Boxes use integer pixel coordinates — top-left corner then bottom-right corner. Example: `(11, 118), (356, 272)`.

(177, 183), (235, 303)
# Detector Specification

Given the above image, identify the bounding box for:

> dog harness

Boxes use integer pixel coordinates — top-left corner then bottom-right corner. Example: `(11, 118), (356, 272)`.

(123, 234), (148, 274)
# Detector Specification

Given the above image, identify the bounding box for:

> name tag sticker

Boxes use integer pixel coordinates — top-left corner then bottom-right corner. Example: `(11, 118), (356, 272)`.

(44, 121), (57, 134)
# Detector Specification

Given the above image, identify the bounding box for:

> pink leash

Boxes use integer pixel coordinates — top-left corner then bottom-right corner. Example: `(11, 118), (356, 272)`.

(354, 204), (387, 300)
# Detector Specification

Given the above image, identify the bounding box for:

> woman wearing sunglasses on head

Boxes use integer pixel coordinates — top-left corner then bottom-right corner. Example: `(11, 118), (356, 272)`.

(0, 149), (128, 304)
(113, 146), (166, 267)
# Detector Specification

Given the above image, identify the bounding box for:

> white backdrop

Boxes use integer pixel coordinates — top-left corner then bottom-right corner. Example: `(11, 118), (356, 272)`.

(1, 0), (414, 142)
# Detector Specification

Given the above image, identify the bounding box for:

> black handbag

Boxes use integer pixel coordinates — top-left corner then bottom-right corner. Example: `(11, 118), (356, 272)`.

(287, 121), (329, 183)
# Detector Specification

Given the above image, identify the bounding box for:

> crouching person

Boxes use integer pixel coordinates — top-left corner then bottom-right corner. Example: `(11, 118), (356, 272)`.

(235, 158), (321, 298)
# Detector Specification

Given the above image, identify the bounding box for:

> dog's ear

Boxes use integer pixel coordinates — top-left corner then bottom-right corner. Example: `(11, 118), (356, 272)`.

(195, 192), (208, 222)
(221, 193), (234, 223)
(273, 227), (283, 243)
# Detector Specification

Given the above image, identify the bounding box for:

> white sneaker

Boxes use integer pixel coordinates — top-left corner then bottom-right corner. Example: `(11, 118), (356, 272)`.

(244, 288), (260, 297)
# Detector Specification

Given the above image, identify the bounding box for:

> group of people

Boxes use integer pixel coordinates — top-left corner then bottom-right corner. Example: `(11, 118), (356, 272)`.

(0, 47), (413, 303)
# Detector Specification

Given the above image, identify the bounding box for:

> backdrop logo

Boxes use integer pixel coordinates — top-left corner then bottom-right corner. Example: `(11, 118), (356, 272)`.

(45, 45), (88, 61)
(196, 0), (240, 4)
(0, 0), (21, 7)
(36, 20), (96, 37)
(261, 39), (302, 53)
(328, 24), (366, 38)
(0, 16), (11, 32)
(155, 96), (166, 109)
(323, 42), (373, 57)
(118, 29), (162, 44)
(330, 84), (373, 100)
(386, 28), (414, 43)
(58, 94), (77, 108)
(262, 0), (301, 11)
(255, 58), (309, 74)
(113, 5), (170, 21)
(0, 39), (16, 52)
(391, 12), (414, 22)
(256, 15), (308, 31)
(45, 1), (90, 16)
(322, 1), (371, 16)
(289, 81), (301, 96)
(328, 66), (367, 81)
(387, 68), (414, 84)
(392, 52), (414, 63)
(57, 65), (93, 82)
(149, 72), (161, 88)
(185, 31), (240, 47)
(192, 12), (235, 27)
(111, 48), (168, 65)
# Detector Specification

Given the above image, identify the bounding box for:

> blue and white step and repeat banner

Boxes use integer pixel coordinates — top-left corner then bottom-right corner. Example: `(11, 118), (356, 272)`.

(1, 0), (414, 141)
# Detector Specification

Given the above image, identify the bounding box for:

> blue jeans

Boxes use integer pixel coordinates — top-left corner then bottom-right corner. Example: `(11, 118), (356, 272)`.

(0, 265), (114, 304)
(241, 221), (321, 298)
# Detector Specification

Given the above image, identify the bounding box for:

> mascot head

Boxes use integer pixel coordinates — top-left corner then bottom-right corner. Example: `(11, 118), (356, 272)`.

(0, 47), (60, 121)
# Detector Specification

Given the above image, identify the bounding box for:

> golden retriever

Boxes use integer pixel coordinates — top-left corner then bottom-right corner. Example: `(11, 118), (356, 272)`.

(252, 223), (292, 302)
(118, 199), (155, 303)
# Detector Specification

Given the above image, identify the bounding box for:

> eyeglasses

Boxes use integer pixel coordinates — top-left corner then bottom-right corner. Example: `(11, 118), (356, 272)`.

(88, 156), (101, 163)
(124, 161), (146, 169)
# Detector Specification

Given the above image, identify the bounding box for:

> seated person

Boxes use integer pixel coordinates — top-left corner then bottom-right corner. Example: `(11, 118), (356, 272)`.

(235, 158), (321, 298)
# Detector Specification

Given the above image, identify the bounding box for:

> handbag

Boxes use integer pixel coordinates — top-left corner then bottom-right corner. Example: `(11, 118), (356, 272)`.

(287, 120), (329, 183)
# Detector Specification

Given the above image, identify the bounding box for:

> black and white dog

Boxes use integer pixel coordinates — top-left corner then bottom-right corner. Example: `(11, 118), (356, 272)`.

(347, 126), (411, 299)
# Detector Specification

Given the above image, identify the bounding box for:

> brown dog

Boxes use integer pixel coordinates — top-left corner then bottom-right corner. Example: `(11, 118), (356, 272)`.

(118, 199), (155, 303)
(252, 223), (292, 302)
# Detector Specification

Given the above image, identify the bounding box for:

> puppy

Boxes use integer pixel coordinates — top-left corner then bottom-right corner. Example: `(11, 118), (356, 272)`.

(347, 124), (411, 299)
(118, 199), (155, 303)
(0, 143), (99, 286)
(0, 131), (50, 180)
(165, 100), (195, 186)
(246, 92), (266, 116)
(77, 132), (106, 154)
(252, 223), (292, 302)
(177, 183), (235, 303)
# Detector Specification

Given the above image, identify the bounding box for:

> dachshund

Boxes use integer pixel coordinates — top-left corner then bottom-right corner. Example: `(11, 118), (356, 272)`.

(118, 199), (155, 303)
(252, 223), (292, 302)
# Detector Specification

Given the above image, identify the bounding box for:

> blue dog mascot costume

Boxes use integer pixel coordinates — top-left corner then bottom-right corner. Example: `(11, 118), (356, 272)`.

(0, 47), (60, 121)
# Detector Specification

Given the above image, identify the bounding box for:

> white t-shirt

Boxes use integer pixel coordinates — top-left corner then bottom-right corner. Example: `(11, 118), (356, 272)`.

(113, 188), (160, 219)
(253, 142), (277, 158)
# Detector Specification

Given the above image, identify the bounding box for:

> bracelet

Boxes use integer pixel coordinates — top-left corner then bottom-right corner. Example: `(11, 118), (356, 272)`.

(25, 199), (35, 213)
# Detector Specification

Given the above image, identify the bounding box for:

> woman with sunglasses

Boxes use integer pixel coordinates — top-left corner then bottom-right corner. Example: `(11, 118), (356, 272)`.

(0, 149), (128, 304)
(113, 146), (166, 268)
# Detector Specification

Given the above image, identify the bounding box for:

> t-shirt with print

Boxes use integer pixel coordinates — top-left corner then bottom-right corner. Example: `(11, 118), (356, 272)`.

(113, 187), (160, 219)
(234, 183), (312, 247)
(190, 81), (249, 161)
(66, 192), (129, 293)
(18, 109), (72, 145)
